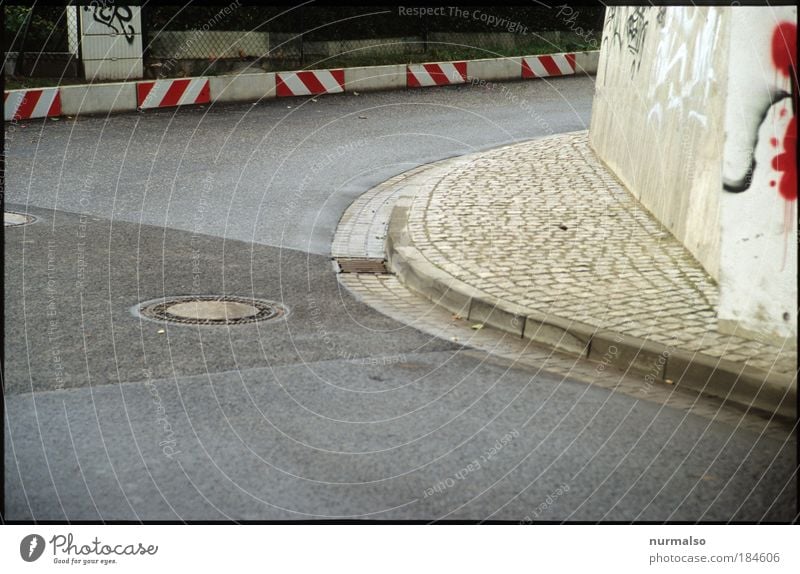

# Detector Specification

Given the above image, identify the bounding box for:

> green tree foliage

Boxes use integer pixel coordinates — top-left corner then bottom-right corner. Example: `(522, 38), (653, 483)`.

(143, 5), (604, 39)
(4, 5), (68, 53)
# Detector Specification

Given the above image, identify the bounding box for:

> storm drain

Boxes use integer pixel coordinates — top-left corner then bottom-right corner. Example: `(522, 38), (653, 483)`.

(136, 295), (287, 326)
(4, 211), (37, 227)
(335, 257), (389, 274)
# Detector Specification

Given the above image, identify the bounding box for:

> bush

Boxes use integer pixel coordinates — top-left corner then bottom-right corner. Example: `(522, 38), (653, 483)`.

(4, 5), (68, 53)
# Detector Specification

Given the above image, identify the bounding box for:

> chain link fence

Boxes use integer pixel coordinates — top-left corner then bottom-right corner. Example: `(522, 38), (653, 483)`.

(3, 4), (604, 81)
(4, 5), (74, 78)
(141, 4), (604, 79)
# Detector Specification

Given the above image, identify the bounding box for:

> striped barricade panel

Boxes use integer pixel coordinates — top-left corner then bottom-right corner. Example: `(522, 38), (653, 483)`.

(4, 88), (61, 121)
(521, 54), (576, 78)
(137, 78), (211, 109)
(275, 70), (345, 97)
(407, 62), (468, 88)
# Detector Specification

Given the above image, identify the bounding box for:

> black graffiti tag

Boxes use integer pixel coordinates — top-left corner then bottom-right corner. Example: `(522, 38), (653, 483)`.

(625, 7), (649, 78)
(657, 7), (666, 28)
(602, 7), (651, 80)
(603, 7), (624, 52)
(85, 6), (135, 44)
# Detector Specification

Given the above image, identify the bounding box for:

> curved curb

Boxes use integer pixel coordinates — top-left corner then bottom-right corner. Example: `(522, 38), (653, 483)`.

(385, 177), (796, 421)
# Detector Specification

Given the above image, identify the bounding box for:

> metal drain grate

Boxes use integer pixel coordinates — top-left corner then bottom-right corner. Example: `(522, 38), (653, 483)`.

(137, 295), (287, 326)
(4, 211), (37, 227)
(335, 258), (389, 274)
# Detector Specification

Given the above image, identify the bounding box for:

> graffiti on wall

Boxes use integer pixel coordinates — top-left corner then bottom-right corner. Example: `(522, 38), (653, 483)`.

(769, 22), (797, 202)
(602, 6), (654, 80)
(646, 7), (720, 131)
(84, 5), (136, 44)
(602, 7), (624, 51)
(624, 7), (650, 78)
(722, 21), (796, 201)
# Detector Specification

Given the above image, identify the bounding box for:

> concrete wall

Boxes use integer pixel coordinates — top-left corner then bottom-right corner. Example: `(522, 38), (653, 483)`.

(60, 82), (137, 116)
(343, 64), (407, 92)
(148, 31), (270, 59)
(7, 50), (600, 119)
(590, 6), (728, 279)
(305, 38), (423, 58)
(590, 6), (797, 341)
(209, 72), (276, 102)
(718, 7), (797, 341)
(3, 52), (78, 78)
(574, 51), (600, 75)
(465, 57), (522, 82)
(429, 31), (592, 52)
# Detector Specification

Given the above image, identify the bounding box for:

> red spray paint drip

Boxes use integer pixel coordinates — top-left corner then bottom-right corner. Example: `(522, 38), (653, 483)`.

(772, 22), (796, 77)
(770, 23), (797, 202)
(772, 116), (797, 201)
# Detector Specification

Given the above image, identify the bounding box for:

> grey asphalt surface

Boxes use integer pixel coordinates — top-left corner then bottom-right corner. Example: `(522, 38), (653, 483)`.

(4, 76), (797, 521)
(5, 77), (594, 255)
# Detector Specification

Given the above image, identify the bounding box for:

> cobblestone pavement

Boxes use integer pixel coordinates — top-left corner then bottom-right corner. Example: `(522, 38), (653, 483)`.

(331, 150), (793, 441)
(404, 131), (796, 378)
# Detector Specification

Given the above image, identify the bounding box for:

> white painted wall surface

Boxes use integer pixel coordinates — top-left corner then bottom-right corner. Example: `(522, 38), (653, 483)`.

(79, 5), (143, 80)
(590, 5), (797, 342)
(718, 7), (797, 341)
(589, 6), (728, 279)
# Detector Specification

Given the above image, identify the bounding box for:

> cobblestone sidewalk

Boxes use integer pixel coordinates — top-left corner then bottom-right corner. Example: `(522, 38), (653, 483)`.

(402, 131), (795, 380)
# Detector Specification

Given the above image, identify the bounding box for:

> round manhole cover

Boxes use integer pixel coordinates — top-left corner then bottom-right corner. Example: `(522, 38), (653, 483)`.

(4, 211), (37, 227)
(136, 296), (287, 326)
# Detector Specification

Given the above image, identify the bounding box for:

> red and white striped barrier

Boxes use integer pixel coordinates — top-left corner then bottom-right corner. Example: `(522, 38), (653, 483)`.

(4, 51), (598, 121)
(407, 62), (467, 88)
(137, 78), (210, 109)
(521, 54), (576, 79)
(4, 88), (61, 121)
(276, 70), (345, 97)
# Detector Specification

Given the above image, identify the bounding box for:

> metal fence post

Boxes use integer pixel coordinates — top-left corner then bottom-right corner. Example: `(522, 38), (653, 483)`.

(299, 7), (304, 66)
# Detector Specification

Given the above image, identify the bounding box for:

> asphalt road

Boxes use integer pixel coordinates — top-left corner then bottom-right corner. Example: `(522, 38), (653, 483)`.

(4, 77), (796, 521)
